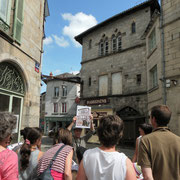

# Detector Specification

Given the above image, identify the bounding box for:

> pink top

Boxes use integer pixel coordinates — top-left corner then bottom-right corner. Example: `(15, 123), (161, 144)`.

(51, 170), (64, 180)
(0, 149), (18, 180)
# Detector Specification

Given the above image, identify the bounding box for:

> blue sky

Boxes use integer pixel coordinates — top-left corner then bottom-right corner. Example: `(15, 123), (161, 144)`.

(41, 0), (158, 92)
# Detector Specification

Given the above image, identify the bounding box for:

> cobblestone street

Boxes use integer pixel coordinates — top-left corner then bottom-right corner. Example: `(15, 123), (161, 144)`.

(41, 136), (134, 159)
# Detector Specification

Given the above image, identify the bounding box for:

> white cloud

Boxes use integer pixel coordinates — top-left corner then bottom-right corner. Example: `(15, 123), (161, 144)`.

(52, 35), (69, 47)
(62, 12), (98, 47)
(69, 70), (79, 75)
(53, 69), (61, 75)
(43, 36), (53, 45)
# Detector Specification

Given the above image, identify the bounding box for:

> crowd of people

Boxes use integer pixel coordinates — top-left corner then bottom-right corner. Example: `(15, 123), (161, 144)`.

(0, 104), (180, 180)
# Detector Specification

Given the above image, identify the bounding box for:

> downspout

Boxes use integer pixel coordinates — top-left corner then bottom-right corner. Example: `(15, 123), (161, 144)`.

(160, 0), (167, 104)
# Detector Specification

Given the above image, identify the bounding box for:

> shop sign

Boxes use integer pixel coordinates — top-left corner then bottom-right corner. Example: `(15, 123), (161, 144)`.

(86, 98), (109, 105)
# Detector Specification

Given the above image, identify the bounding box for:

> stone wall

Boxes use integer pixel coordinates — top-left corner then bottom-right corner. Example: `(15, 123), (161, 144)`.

(162, 0), (180, 135)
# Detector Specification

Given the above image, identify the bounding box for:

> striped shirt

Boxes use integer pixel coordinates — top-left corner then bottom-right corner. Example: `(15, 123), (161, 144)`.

(37, 143), (73, 176)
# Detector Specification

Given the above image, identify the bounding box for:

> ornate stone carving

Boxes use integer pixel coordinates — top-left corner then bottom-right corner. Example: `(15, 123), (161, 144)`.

(0, 62), (25, 94)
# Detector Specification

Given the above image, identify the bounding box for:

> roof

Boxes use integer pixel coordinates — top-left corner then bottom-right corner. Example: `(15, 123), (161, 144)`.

(75, 0), (160, 44)
(41, 73), (81, 84)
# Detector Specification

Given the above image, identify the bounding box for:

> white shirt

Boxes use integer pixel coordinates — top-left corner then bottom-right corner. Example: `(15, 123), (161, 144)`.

(83, 147), (127, 180)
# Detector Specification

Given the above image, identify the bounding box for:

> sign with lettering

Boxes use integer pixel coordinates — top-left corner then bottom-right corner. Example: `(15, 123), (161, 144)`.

(86, 98), (109, 105)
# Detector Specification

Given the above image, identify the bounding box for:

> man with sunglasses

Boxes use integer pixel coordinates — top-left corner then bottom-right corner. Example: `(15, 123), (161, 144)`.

(138, 105), (180, 180)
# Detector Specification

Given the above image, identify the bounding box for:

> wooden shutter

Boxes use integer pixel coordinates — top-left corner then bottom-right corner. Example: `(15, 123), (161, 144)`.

(13, 0), (24, 43)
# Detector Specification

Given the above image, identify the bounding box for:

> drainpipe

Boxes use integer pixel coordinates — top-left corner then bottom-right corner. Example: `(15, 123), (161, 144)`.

(160, 0), (167, 105)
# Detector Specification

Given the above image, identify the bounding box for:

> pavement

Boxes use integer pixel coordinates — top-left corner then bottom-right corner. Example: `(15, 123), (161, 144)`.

(41, 136), (135, 159)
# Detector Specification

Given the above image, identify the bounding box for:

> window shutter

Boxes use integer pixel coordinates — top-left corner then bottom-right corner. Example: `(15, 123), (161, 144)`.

(13, 0), (24, 43)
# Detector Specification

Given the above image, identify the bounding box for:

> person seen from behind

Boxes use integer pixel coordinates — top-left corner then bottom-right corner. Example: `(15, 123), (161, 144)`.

(0, 112), (18, 180)
(37, 128), (73, 180)
(18, 127), (44, 180)
(132, 123), (152, 162)
(77, 115), (136, 180)
(138, 105), (180, 180)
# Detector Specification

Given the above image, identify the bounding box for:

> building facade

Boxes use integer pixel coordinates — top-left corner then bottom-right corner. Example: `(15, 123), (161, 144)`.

(146, 0), (180, 135)
(75, 0), (160, 144)
(43, 73), (80, 135)
(0, 0), (48, 141)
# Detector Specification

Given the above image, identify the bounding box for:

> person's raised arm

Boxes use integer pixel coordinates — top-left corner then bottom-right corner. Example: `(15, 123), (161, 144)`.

(67, 116), (76, 131)
(64, 149), (73, 180)
(125, 158), (137, 180)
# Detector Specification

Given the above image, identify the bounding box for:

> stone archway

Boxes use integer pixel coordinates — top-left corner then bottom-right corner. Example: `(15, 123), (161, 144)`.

(0, 61), (25, 142)
(117, 106), (145, 146)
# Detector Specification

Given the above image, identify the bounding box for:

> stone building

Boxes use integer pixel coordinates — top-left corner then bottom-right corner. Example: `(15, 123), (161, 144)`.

(43, 73), (80, 135)
(145, 0), (180, 135)
(0, 0), (49, 141)
(75, 0), (160, 144)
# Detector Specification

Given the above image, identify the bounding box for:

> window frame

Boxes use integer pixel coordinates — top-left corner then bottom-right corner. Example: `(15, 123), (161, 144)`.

(99, 41), (104, 56)
(150, 65), (158, 89)
(117, 35), (122, 51)
(62, 85), (67, 97)
(0, 0), (11, 25)
(148, 28), (156, 54)
(61, 102), (67, 113)
(131, 22), (136, 34)
(54, 103), (58, 113)
(112, 36), (117, 52)
(54, 87), (59, 97)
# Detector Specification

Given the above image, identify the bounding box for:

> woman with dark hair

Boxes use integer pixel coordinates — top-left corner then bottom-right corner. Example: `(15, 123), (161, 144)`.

(132, 123), (152, 179)
(132, 123), (152, 163)
(37, 128), (73, 180)
(0, 112), (18, 180)
(77, 115), (136, 180)
(18, 128), (43, 180)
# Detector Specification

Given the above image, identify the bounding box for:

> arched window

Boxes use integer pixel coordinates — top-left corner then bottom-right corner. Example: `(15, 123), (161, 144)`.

(112, 35), (117, 52)
(117, 34), (122, 51)
(105, 38), (108, 55)
(99, 40), (104, 56)
(132, 22), (136, 33)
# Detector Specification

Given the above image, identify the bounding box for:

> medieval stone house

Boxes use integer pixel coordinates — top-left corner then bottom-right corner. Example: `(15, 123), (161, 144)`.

(75, 0), (160, 144)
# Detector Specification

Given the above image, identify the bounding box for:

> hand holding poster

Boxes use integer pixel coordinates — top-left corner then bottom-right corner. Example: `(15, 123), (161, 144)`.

(76, 105), (91, 128)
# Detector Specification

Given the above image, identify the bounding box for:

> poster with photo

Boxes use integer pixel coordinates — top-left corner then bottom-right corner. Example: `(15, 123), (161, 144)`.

(76, 105), (91, 128)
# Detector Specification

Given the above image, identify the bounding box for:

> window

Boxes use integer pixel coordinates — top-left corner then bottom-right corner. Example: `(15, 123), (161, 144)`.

(112, 36), (117, 52)
(13, 0), (24, 43)
(117, 35), (122, 51)
(99, 41), (104, 56)
(0, 0), (11, 24)
(88, 77), (91, 86)
(54, 87), (59, 97)
(112, 72), (122, 95)
(105, 40), (108, 54)
(137, 74), (141, 84)
(150, 65), (158, 88)
(62, 102), (67, 113)
(132, 22), (136, 33)
(99, 75), (108, 96)
(148, 28), (156, 54)
(89, 39), (92, 49)
(62, 85), (67, 97)
(54, 103), (58, 113)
